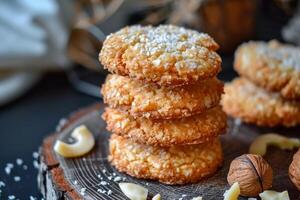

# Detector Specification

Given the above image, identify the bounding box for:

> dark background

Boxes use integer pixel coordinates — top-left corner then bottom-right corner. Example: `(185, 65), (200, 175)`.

(0, 1), (295, 198)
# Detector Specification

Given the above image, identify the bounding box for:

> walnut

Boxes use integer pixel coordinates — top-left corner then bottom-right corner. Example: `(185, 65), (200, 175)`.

(289, 149), (300, 191)
(227, 154), (273, 197)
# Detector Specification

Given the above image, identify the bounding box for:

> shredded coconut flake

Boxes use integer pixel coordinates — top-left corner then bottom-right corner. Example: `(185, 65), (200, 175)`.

(32, 152), (39, 159)
(8, 195), (16, 200)
(13, 176), (21, 182)
(0, 181), (5, 187)
(23, 165), (28, 170)
(113, 176), (122, 182)
(100, 181), (108, 185)
(33, 160), (39, 169)
(29, 196), (37, 200)
(16, 158), (23, 166)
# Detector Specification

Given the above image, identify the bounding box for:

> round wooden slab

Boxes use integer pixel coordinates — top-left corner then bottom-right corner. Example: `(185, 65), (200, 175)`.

(38, 103), (300, 200)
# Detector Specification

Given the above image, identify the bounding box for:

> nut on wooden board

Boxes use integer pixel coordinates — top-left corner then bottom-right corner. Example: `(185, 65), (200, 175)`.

(227, 154), (273, 197)
(223, 182), (240, 200)
(54, 125), (95, 158)
(119, 182), (148, 200)
(289, 149), (300, 191)
(249, 133), (300, 156)
(259, 190), (290, 200)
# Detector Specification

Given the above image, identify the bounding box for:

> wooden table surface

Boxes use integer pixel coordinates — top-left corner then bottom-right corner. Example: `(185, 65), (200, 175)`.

(38, 103), (300, 200)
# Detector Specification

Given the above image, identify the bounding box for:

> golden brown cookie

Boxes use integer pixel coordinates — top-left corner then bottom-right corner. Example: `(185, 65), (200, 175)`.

(234, 40), (300, 100)
(221, 78), (300, 127)
(99, 25), (221, 86)
(102, 106), (227, 146)
(101, 74), (224, 119)
(109, 134), (223, 185)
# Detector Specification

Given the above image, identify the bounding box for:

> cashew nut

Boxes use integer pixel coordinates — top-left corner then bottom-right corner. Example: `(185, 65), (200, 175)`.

(152, 194), (161, 200)
(223, 182), (240, 200)
(119, 182), (148, 200)
(54, 125), (95, 157)
(192, 197), (203, 200)
(259, 190), (290, 200)
(249, 133), (300, 156)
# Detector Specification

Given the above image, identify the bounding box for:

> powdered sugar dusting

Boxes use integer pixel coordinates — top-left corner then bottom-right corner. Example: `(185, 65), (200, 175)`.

(110, 25), (220, 70)
(255, 40), (300, 71)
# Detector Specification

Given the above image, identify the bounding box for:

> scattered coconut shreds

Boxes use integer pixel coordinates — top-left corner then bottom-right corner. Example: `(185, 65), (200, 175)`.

(107, 190), (112, 195)
(97, 188), (105, 194)
(0, 181), (5, 187)
(16, 158), (23, 166)
(80, 188), (87, 195)
(74, 180), (78, 185)
(8, 195), (16, 199)
(23, 165), (28, 170)
(13, 176), (21, 182)
(100, 181), (108, 186)
(113, 176), (122, 182)
(107, 176), (112, 180)
(102, 169), (107, 173)
(7, 163), (14, 168)
(29, 196), (37, 200)
(119, 182), (148, 200)
(32, 152), (39, 159)
(5, 167), (11, 175)
(5, 162), (14, 175)
(33, 160), (39, 169)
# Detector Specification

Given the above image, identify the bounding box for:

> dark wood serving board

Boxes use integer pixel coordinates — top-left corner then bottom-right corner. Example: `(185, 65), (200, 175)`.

(38, 103), (300, 200)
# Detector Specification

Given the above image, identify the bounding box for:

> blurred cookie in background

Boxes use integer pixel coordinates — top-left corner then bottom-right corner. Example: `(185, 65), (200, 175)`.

(234, 40), (300, 100)
(222, 77), (300, 127)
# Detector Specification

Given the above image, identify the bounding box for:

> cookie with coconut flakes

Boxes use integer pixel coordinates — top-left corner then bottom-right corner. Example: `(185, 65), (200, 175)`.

(102, 106), (227, 146)
(101, 74), (224, 119)
(109, 134), (223, 185)
(234, 40), (300, 100)
(99, 25), (221, 86)
(221, 78), (300, 127)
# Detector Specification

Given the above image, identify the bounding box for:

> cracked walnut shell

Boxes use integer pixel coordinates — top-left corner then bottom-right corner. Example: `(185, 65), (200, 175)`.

(289, 149), (300, 191)
(227, 154), (273, 196)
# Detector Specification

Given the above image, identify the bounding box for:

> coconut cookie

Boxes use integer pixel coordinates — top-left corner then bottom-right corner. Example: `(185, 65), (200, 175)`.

(221, 78), (300, 127)
(102, 106), (227, 146)
(109, 134), (223, 185)
(99, 25), (221, 86)
(234, 40), (300, 100)
(101, 74), (224, 119)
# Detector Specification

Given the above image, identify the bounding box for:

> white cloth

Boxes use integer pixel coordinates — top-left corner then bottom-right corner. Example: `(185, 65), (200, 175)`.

(282, 3), (300, 46)
(0, 0), (70, 69)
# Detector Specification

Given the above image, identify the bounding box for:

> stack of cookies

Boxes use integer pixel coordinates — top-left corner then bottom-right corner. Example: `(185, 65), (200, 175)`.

(222, 40), (300, 127)
(99, 25), (227, 185)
